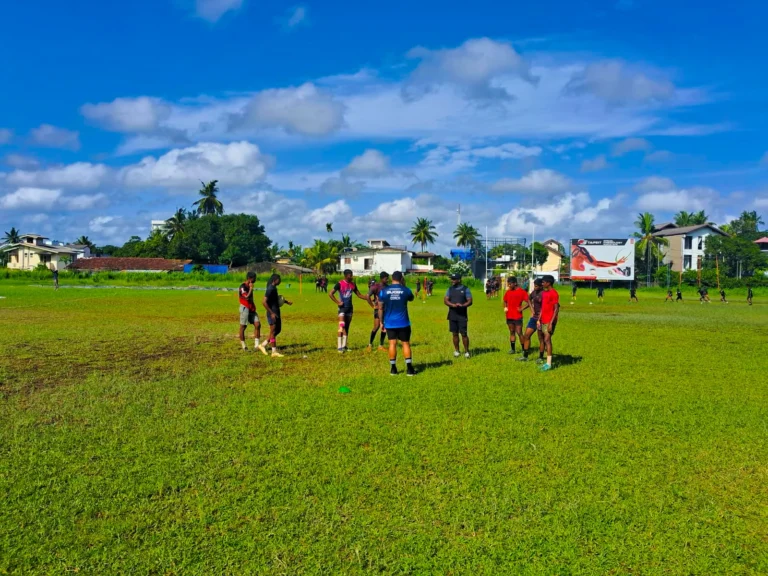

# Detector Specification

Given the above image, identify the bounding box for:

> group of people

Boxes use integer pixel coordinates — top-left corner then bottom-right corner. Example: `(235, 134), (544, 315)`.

(485, 277), (502, 299)
(238, 273), (292, 357)
(314, 276), (328, 293)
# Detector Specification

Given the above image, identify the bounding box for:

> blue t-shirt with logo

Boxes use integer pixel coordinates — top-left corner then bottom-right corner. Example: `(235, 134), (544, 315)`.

(379, 284), (414, 329)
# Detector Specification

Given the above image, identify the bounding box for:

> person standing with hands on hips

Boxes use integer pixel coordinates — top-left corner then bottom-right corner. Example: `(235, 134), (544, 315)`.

(538, 275), (560, 372)
(444, 274), (473, 358)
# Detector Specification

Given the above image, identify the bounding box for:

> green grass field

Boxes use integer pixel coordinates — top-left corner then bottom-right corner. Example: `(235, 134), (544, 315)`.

(1, 282), (767, 575)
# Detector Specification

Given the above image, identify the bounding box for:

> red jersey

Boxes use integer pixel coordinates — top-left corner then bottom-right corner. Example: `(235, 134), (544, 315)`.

(540, 289), (560, 323)
(503, 287), (529, 320)
(239, 282), (255, 311)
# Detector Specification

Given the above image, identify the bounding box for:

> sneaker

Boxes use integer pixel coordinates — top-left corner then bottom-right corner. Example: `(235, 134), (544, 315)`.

(539, 363), (552, 372)
(406, 368), (416, 376)
(464, 352), (470, 359)
(338, 348), (344, 354)
(258, 343), (268, 356)
(453, 350), (460, 358)
(271, 351), (284, 358)
(516, 356), (528, 362)
(508, 349), (517, 355)
(390, 366), (398, 376)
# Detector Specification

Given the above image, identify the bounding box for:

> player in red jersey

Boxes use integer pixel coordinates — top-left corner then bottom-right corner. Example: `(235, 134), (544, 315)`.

(538, 275), (560, 372)
(502, 277), (528, 354)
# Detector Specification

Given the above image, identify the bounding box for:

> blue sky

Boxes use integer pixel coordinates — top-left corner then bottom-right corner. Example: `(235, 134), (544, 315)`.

(1, 0), (766, 252)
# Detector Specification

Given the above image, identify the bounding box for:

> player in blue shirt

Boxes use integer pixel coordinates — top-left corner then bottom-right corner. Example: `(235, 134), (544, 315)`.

(378, 271), (416, 376)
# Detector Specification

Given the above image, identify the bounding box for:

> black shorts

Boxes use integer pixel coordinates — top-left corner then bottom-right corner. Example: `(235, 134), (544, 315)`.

(506, 318), (523, 327)
(386, 326), (411, 342)
(267, 314), (282, 337)
(337, 309), (353, 331)
(449, 318), (468, 335)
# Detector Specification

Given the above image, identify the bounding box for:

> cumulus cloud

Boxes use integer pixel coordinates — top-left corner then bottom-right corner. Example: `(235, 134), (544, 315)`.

(121, 141), (270, 188)
(0, 128), (12, 145)
(60, 193), (108, 211)
(342, 149), (391, 177)
(405, 37), (536, 100)
(303, 200), (352, 229)
(81, 97), (172, 132)
(3, 154), (40, 169)
(195, 0), (242, 22)
(232, 83), (345, 136)
(0, 187), (62, 210)
(7, 162), (110, 189)
(491, 169), (571, 194)
(634, 176), (676, 193)
(633, 177), (718, 212)
(581, 155), (609, 172)
(611, 137), (651, 156)
(29, 124), (81, 150)
(320, 176), (365, 197)
(564, 60), (675, 105)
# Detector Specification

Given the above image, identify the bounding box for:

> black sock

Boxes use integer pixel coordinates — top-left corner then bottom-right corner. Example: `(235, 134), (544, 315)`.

(523, 348), (529, 358)
(405, 357), (413, 370)
(370, 331), (376, 345)
(510, 341), (515, 351)
(390, 359), (396, 367)
(539, 351), (544, 359)
(380, 332), (386, 346)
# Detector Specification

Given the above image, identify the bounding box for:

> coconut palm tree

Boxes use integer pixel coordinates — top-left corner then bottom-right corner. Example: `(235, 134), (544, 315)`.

(301, 239), (339, 274)
(165, 208), (187, 240)
(193, 180), (223, 216)
(691, 210), (709, 225)
(633, 212), (668, 285)
(325, 222), (333, 234)
(75, 236), (96, 250)
(409, 217), (438, 252)
(731, 210), (764, 236)
(453, 222), (480, 250)
(719, 223), (735, 237)
(674, 211), (694, 227)
(2, 227), (21, 245)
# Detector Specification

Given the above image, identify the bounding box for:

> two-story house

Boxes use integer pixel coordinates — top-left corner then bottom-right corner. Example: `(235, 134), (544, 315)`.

(651, 223), (728, 272)
(1, 234), (89, 271)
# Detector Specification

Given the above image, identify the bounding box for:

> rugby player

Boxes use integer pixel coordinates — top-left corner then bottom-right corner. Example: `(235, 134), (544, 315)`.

(538, 275), (560, 372)
(378, 271), (416, 376)
(330, 269), (371, 353)
(367, 271), (390, 351)
(238, 271), (260, 351)
(503, 277), (528, 354)
(444, 274), (472, 358)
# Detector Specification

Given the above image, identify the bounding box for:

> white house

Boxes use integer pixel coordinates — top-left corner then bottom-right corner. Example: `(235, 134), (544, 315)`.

(151, 220), (169, 234)
(1, 234), (88, 271)
(652, 224), (728, 272)
(339, 243), (413, 275)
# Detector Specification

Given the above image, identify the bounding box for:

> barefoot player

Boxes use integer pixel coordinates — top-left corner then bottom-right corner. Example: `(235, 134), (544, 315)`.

(503, 276), (528, 354)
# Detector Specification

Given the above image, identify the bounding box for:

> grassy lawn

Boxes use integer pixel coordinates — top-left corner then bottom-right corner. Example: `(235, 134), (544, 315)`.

(1, 282), (767, 575)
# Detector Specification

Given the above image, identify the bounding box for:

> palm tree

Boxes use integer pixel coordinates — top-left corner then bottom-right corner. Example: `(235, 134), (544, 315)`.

(719, 223), (735, 237)
(301, 239), (340, 274)
(633, 212), (668, 286)
(267, 243), (284, 261)
(340, 234), (354, 249)
(165, 208), (187, 240)
(453, 222), (480, 250)
(193, 180), (223, 216)
(2, 227), (21, 245)
(691, 210), (709, 225)
(674, 211), (693, 227)
(732, 210), (765, 236)
(325, 222), (333, 234)
(75, 236), (96, 250)
(409, 217), (438, 252)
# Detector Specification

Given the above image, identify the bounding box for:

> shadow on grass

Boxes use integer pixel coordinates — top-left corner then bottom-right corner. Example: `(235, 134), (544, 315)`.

(555, 354), (583, 367)
(420, 359), (454, 371)
(472, 347), (500, 357)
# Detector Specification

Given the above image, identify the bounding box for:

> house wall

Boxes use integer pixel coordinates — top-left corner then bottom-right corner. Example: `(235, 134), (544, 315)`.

(661, 230), (714, 272)
(5, 247), (73, 271)
(339, 251), (411, 274)
(539, 251), (562, 273)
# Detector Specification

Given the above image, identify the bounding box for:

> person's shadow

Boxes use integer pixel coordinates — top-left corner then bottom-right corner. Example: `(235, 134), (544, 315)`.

(471, 347), (498, 357)
(420, 359), (454, 370)
(554, 354), (583, 367)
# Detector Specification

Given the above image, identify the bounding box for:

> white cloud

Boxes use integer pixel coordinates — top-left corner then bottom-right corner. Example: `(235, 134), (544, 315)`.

(227, 189), (305, 220)
(754, 196), (768, 209)
(551, 141), (587, 154)
(3, 154), (40, 169)
(564, 60), (675, 105)
(581, 155), (609, 172)
(464, 142), (542, 160)
(491, 169), (570, 194)
(233, 83), (345, 136)
(195, 0), (242, 22)
(0, 129), (12, 145)
(61, 193), (108, 211)
(611, 137), (651, 156)
(287, 5), (307, 28)
(303, 200), (352, 229)
(320, 176), (365, 197)
(633, 177), (719, 212)
(81, 97), (172, 132)
(405, 37), (535, 100)
(29, 124), (81, 150)
(0, 187), (62, 210)
(644, 150), (674, 163)
(634, 176), (676, 193)
(121, 141), (270, 188)
(342, 149), (391, 177)
(7, 162), (110, 189)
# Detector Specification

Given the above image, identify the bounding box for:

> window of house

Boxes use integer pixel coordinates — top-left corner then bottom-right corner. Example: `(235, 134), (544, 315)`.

(684, 255), (692, 269)
(684, 236), (693, 250)
(344, 257), (351, 264)
(697, 237), (703, 250)
(364, 258), (373, 270)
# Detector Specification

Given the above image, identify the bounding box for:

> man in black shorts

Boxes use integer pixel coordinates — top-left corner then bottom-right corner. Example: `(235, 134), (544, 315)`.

(747, 284), (753, 306)
(676, 287), (683, 302)
(367, 271), (389, 351)
(597, 285), (605, 303)
(571, 283), (577, 301)
(259, 274), (292, 357)
(445, 274), (472, 358)
(53, 269), (59, 291)
(629, 285), (638, 302)
(378, 271), (416, 376)
(720, 288), (728, 303)
(330, 269), (371, 353)
(518, 278), (546, 363)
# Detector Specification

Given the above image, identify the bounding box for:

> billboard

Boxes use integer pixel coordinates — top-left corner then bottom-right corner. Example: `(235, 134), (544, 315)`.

(570, 239), (635, 281)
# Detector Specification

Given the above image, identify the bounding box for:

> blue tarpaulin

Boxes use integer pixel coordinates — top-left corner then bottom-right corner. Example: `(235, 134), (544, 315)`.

(183, 264), (229, 274)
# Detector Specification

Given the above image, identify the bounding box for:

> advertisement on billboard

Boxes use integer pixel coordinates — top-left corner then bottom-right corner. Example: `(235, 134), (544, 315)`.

(570, 239), (635, 281)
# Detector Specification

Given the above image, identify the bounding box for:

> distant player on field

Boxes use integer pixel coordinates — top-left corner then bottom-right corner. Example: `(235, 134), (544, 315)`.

(503, 277), (528, 354)
(676, 287), (683, 302)
(444, 274), (473, 358)
(378, 271), (416, 376)
(259, 274), (292, 357)
(538, 275), (560, 372)
(665, 288), (674, 302)
(53, 269), (59, 291)
(238, 271), (261, 351)
(629, 285), (638, 302)
(747, 284), (753, 306)
(367, 271), (389, 351)
(720, 288), (728, 303)
(596, 285), (605, 303)
(330, 269), (371, 353)
(571, 283), (577, 301)
(518, 278), (545, 363)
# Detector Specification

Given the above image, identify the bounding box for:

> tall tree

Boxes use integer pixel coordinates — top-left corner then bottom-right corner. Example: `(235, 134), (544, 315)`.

(633, 212), (668, 283)
(325, 222), (333, 234)
(409, 217), (438, 252)
(193, 180), (224, 216)
(453, 223), (480, 251)
(729, 210), (765, 238)
(301, 239), (339, 273)
(674, 211), (694, 227)
(165, 208), (187, 240)
(691, 210), (709, 225)
(2, 227), (21, 244)
(75, 236), (96, 249)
